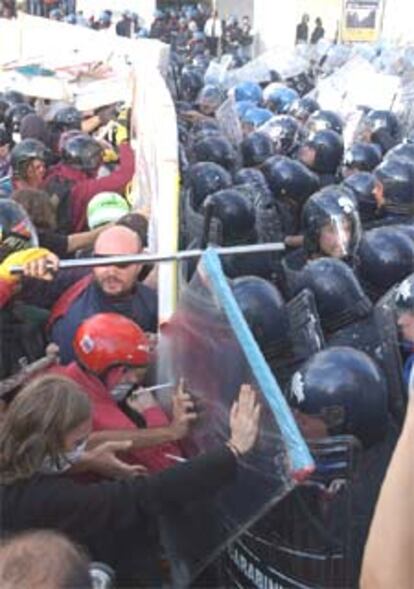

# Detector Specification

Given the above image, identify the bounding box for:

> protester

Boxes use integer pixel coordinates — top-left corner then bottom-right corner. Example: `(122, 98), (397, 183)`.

(49, 225), (157, 364)
(52, 312), (195, 473)
(0, 374), (261, 585)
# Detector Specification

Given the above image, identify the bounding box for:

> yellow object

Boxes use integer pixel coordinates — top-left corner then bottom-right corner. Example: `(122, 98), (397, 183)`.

(0, 248), (51, 283)
(102, 146), (119, 164)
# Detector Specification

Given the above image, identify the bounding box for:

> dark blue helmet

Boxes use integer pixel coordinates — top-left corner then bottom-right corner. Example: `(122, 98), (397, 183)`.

(240, 132), (274, 168)
(52, 106), (82, 132)
(342, 172), (378, 224)
(241, 107), (273, 130)
(299, 129), (344, 175)
(291, 258), (372, 333)
(180, 69), (204, 102)
(262, 156), (320, 207)
(195, 84), (224, 115)
(385, 142), (414, 165)
(232, 276), (289, 357)
(186, 161), (232, 210)
(193, 135), (237, 172)
(356, 227), (414, 302)
(233, 81), (262, 104)
(5, 103), (35, 137)
(203, 188), (256, 245)
(394, 273), (414, 313)
(362, 109), (401, 141)
(288, 96), (320, 123)
(305, 109), (344, 137)
(264, 86), (299, 114)
(343, 142), (382, 174)
(374, 158), (414, 215)
(301, 186), (361, 258)
(259, 114), (302, 156)
(288, 346), (388, 448)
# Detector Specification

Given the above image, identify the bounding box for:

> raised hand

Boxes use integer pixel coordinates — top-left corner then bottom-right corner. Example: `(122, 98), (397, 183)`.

(228, 384), (261, 457)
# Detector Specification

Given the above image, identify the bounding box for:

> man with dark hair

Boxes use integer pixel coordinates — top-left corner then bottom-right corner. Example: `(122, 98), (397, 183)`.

(0, 530), (92, 588)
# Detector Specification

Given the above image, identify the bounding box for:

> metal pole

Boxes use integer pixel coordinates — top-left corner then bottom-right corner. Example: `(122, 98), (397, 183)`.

(10, 243), (285, 275)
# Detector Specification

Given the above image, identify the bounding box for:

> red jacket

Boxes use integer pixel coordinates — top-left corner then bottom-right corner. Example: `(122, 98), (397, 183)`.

(51, 362), (182, 473)
(44, 142), (135, 232)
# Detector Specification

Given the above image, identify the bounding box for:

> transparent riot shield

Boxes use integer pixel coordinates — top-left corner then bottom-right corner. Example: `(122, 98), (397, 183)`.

(215, 96), (243, 146)
(156, 249), (314, 587)
(223, 436), (361, 589)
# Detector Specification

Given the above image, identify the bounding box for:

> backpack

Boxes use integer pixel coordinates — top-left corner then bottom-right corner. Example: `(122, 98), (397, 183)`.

(44, 175), (75, 235)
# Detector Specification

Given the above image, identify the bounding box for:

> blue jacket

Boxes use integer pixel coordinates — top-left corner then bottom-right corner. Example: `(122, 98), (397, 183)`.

(50, 280), (157, 364)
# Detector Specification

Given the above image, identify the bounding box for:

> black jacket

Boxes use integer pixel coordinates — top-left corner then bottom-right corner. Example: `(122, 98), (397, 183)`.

(0, 446), (237, 584)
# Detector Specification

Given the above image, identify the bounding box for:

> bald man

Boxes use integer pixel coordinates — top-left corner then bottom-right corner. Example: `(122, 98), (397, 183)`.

(49, 225), (157, 364)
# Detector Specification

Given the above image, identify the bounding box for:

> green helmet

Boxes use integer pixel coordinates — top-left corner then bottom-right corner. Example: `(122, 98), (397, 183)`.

(87, 192), (130, 229)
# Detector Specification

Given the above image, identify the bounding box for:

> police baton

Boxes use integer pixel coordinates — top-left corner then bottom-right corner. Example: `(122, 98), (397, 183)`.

(10, 242), (286, 274)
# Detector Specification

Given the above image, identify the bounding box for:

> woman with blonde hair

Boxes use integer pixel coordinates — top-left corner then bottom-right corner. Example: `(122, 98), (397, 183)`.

(0, 374), (260, 586)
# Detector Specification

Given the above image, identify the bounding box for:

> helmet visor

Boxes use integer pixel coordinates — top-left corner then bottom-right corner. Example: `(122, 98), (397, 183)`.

(318, 213), (359, 259)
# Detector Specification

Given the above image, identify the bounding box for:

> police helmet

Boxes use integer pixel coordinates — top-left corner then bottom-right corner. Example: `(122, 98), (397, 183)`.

(264, 86), (299, 115)
(374, 158), (414, 215)
(51, 106), (82, 132)
(186, 161), (232, 210)
(240, 132), (274, 168)
(291, 258), (372, 334)
(356, 227), (414, 302)
(10, 138), (48, 179)
(61, 133), (102, 172)
(193, 135), (237, 172)
(259, 114), (302, 155)
(342, 172), (378, 225)
(288, 346), (388, 448)
(262, 156), (320, 207)
(233, 81), (262, 105)
(232, 276), (290, 357)
(300, 129), (344, 175)
(203, 188), (256, 245)
(343, 142), (382, 174)
(305, 109), (344, 137)
(302, 186), (361, 258)
(362, 110), (401, 141)
(288, 96), (320, 123)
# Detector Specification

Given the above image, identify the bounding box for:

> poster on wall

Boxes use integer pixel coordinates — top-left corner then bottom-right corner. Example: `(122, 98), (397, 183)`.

(341, 0), (383, 42)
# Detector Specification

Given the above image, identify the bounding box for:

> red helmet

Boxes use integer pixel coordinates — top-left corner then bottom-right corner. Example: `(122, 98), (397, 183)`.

(73, 313), (150, 374)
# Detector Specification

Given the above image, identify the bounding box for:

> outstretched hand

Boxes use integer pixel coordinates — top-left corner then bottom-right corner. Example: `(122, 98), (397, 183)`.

(84, 440), (147, 479)
(228, 384), (261, 457)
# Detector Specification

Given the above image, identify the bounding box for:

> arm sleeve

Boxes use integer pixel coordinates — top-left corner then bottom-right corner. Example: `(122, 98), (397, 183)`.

(71, 143), (135, 231)
(144, 445), (237, 511)
(18, 446), (237, 546)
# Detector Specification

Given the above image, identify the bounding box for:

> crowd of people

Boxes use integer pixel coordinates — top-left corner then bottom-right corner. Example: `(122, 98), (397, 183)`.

(0, 4), (413, 588)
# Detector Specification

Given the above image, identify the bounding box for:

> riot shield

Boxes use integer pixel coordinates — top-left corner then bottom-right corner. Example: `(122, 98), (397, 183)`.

(156, 249), (314, 587)
(267, 288), (325, 393)
(223, 436), (361, 589)
(374, 286), (406, 425)
(215, 96), (243, 146)
(287, 288), (325, 362)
